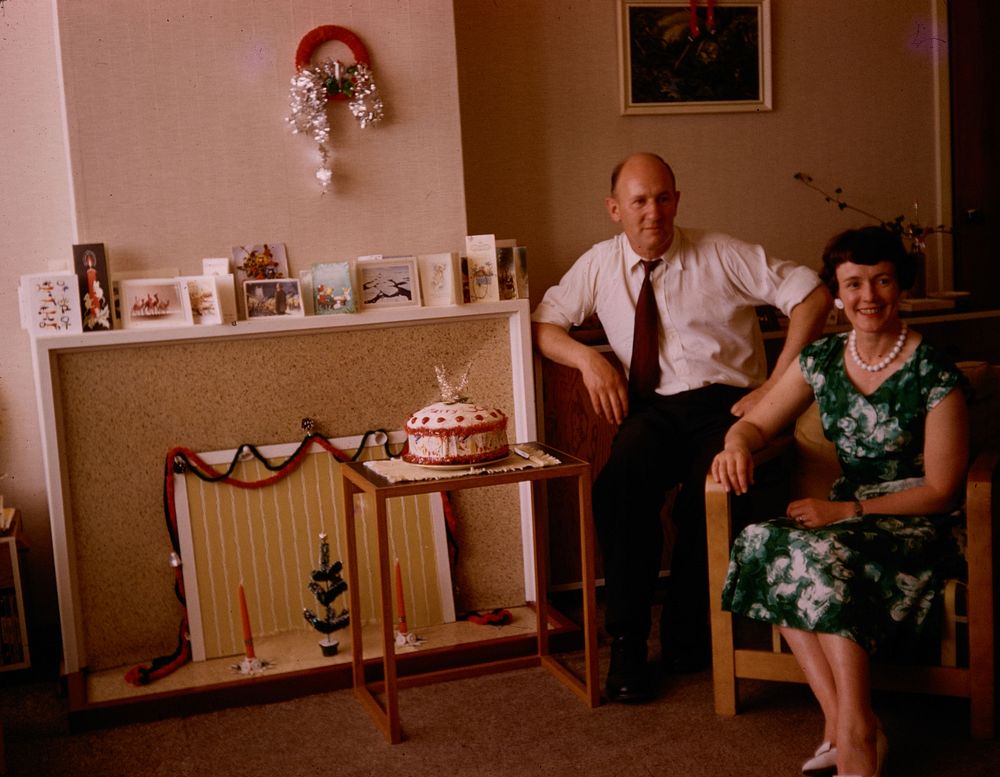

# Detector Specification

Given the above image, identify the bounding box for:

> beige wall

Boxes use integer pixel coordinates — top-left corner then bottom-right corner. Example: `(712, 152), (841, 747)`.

(1, 0), (76, 652)
(456, 0), (952, 299)
(1, 0), (952, 659)
(2, 0), (469, 655)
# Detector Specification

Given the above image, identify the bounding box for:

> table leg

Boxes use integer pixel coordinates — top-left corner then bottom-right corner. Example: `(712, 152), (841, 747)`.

(577, 472), (601, 707)
(373, 494), (402, 743)
(531, 481), (551, 659)
(534, 473), (601, 708)
(340, 481), (365, 691)
(341, 483), (402, 742)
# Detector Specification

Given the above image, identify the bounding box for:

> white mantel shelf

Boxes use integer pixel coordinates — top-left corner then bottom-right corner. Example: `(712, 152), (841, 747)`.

(30, 300), (531, 352)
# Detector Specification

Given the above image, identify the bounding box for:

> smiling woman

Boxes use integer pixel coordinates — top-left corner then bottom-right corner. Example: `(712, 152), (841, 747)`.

(820, 226), (915, 376)
(711, 224), (970, 777)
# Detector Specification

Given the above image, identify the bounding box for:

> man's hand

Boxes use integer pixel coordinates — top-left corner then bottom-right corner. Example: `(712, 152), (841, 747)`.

(532, 322), (631, 426)
(580, 349), (629, 426)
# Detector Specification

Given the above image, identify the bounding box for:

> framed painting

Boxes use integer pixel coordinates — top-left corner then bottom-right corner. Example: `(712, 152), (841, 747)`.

(358, 257), (421, 309)
(617, 0), (772, 115)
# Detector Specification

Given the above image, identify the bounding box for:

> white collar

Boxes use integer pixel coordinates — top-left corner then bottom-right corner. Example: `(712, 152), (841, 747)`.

(624, 227), (683, 271)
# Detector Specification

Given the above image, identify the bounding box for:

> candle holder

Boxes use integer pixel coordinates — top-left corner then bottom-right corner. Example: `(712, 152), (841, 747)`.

(234, 583), (270, 675)
(304, 533), (350, 656)
(393, 558), (424, 648)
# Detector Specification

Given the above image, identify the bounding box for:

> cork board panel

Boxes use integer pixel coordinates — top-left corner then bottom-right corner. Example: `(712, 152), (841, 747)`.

(56, 318), (524, 671)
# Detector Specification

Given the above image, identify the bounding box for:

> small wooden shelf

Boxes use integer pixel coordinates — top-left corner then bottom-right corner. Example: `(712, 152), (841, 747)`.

(0, 509), (30, 673)
(68, 604), (583, 730)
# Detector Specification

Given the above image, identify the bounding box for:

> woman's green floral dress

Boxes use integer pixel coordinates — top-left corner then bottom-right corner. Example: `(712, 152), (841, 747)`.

(721, 334), (965, 654)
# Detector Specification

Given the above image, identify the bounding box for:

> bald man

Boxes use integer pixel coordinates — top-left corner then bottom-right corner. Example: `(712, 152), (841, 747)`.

(533, 153), (831, 702)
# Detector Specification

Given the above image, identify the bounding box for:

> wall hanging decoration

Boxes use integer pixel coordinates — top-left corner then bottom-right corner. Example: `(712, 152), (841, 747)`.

(617, 0), (772, 115)
(287, 25), (385, 193)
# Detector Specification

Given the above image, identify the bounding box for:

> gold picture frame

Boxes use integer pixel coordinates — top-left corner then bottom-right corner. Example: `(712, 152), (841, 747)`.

(618, 0), (772, 115)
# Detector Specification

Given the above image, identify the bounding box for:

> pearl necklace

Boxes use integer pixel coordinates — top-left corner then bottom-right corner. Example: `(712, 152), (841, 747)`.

(848, 324), (908, 373)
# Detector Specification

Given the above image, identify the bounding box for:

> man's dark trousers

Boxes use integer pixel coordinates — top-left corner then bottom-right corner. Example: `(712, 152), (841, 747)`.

(593, 383), (747, 656)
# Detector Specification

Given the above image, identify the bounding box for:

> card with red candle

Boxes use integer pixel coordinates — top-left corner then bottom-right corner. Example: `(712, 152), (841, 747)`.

(72, 243), (112, 331)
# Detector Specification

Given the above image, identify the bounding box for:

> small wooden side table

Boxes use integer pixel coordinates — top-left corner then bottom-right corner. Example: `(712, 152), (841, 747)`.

(338, 443), (599, 743)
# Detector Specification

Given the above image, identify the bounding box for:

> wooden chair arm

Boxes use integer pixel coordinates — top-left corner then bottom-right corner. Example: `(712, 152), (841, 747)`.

(705, 433), (796, 558)
(705, 434), (796, 715)
(964, 443), (997, 738)
(704, 434), (796, 506)
(965, 443), (997, 593)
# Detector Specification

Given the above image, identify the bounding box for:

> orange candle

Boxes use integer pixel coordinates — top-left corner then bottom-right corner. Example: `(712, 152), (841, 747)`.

(395, 559), (408, 635)
(238, 583), (256, 659)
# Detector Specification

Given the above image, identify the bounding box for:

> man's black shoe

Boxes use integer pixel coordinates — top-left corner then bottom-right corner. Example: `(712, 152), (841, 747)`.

(605, 635), (653, 703)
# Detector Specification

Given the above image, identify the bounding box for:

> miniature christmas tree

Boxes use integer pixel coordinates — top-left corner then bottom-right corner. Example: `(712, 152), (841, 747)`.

(303, 532), (350, 656)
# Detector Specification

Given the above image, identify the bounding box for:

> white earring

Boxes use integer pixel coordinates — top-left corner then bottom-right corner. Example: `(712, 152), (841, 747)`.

(834, 298), (845, 310)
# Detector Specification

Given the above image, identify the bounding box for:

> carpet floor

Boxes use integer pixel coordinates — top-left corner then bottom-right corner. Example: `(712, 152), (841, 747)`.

(2, 645), (998, 777)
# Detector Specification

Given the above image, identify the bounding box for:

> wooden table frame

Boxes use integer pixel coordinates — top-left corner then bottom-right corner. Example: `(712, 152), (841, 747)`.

(338, 443), (600, 743)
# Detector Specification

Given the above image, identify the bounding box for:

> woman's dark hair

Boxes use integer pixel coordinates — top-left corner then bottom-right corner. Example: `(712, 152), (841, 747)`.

(820, 226), (916, 294)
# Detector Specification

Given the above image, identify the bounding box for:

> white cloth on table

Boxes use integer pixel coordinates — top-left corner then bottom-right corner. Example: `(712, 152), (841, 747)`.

(363, 447), (561, 484)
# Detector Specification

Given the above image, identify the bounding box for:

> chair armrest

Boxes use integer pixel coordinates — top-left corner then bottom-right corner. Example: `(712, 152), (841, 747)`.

(704, 434), (796, 503)
(964, 442), (997, 739)
(705, 433), (796, 597)
(966, 444), (997, 589)
(704, 434), (796, 714)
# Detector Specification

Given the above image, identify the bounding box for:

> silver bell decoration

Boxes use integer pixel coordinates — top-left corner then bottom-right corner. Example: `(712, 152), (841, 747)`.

(287, 59), (385, 193)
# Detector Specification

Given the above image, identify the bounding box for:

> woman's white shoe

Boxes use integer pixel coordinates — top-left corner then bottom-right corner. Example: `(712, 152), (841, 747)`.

(802, 741), (838, 775)
(832, 729), (888, 777)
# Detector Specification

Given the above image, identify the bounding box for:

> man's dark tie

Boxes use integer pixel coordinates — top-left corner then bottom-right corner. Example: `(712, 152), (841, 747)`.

(628, 259), (662, 402)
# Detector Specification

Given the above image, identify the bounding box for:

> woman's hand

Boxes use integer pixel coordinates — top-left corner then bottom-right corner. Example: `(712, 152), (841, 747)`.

(785, 498), (856, 529)
(711, 445), (755, 495)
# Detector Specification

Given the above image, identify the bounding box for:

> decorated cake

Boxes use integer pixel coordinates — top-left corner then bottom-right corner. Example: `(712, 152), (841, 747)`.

(402, 365), (509, 466)
(403, 401), (508, 465)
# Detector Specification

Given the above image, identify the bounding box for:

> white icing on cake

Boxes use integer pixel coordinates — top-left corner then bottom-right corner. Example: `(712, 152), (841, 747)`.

(402, 401), (508, 465)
